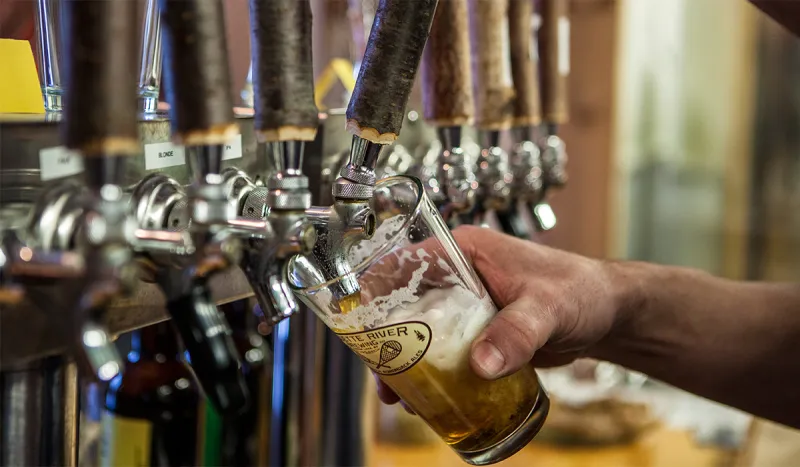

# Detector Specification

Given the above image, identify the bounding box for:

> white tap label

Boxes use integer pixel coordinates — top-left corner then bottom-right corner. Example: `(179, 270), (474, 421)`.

(39, 146), (84, 181)
(558, 17), (571, 77)
(222, 134), (243, 161)
(500, 17), (514, 88)
(144, 141), (186, 170)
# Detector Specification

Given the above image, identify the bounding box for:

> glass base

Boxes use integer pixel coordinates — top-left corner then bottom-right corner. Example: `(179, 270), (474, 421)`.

(138, 95), (159, 115)
(455, 389), (550, 466)
(42, 87), (63, 112)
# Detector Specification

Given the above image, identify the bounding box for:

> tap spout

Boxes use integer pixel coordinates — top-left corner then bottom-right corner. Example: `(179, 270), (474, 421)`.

(304, 204), (376, 302)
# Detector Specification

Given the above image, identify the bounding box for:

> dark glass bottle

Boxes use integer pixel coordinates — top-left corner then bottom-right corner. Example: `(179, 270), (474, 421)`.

(100, 321), (200, 467)
(209, 298), (271, 466)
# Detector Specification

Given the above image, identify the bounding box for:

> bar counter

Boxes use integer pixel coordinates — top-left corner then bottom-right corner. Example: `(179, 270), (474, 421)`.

(370, 428), (730, 467)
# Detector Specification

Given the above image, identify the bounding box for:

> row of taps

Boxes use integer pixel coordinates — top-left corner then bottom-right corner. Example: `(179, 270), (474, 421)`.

(0, 0), (570, 418)
(0, 0), (388, 417)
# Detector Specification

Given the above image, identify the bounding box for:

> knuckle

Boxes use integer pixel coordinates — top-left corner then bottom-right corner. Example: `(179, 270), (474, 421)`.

(490, 307), (542, 358)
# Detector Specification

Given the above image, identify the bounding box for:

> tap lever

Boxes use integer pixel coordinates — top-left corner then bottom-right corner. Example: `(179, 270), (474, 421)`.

(538, 0), (570, 125)
(421, 0), (474, 127)
(159, 0), (237, 147)
(249, 0), (319, 143)
(166, 281), (250, 415)
(346, 0), (439, 144)
(508, 0), (542, 128)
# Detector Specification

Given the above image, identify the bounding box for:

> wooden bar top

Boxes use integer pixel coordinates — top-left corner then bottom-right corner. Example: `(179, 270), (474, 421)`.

(370, 427), (729, 467)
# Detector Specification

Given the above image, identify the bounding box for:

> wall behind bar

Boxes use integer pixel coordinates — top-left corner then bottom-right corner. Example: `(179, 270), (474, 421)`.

(545, 0), (618, 258)
(223, 0), (251, 106)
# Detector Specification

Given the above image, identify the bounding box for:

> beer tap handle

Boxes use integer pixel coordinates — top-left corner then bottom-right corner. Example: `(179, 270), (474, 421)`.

(509, 0), (542, 129)
(156, 0), (250, 414)
(244, 0), (318, 325)
(159, 0), (237, 168)
(342, 0), (438, 196)
(166, 281), (249, 414)
(61, 0), (140, 381)
(538, 0), (570, 128)
(421, 0), (474, 128)
(249, 0), (319, 145)
(346, 0), (437, 143)
(62, 0), (139, 190)
(467, 0), (513, 132)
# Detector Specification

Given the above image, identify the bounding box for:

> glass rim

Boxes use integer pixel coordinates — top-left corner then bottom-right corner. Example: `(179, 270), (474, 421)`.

(287, 174), (425, 293)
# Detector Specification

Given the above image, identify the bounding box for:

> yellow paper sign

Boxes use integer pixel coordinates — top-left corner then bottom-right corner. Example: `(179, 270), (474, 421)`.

(314, 58), (356, 110)
(0, 39), (45, 114)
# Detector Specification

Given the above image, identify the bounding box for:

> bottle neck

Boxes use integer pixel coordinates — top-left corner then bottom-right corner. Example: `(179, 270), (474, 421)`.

(129, 321), (182, 362)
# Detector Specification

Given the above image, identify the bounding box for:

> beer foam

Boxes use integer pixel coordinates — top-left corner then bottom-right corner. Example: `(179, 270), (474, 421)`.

(387, 285), (495, 372)
(320, 212), (496, 371)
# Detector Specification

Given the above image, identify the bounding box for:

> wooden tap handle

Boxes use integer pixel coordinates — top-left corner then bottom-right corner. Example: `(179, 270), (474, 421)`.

(509, 0), (541, 128)
(467, 0), (514, 130)
(421, 0), (474, 127)
(346, 0), (439, 144)
(250, 0), (319, 142)
(159, 0), (237, 146)
(538, 0), (570, 124)
(62, 0), (138, 157)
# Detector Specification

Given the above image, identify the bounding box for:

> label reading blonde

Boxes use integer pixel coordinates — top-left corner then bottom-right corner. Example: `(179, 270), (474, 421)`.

(336, 321), (432, 376)
(99, 413), (152, 467)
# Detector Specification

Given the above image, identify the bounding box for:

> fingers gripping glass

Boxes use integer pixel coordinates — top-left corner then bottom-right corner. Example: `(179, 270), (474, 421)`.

(288, 176), (549, 465)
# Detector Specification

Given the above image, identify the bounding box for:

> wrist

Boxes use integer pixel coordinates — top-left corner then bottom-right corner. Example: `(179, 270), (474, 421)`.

(590, 260), (651, 361)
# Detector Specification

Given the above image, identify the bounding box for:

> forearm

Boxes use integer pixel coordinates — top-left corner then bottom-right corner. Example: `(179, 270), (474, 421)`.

(595, 261), (800, 428)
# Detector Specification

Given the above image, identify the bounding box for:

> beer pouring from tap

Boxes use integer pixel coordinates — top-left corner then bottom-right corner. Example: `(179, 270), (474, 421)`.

(284, 1), (551, 463)
(316, 0), (437, 306)
(466, 0), (515, 228)
(419, 0), (478, 223)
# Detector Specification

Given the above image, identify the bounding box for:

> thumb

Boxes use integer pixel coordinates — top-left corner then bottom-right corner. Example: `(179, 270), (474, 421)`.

(470, 297), (556, 379)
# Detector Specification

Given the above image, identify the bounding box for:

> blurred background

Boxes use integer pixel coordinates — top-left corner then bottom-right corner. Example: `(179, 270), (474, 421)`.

(3, 0), (800, 465)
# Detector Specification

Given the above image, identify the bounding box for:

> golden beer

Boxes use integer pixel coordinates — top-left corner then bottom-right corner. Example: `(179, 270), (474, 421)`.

(381, 352), (545, 454)
(334, 285), (548, 465)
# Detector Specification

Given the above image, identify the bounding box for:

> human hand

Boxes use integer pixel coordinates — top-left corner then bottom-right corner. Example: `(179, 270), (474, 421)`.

(375, 225), (633, 406)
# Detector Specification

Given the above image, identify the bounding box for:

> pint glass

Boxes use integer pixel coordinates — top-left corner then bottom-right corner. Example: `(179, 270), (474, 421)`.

(288, 176), (549, 465)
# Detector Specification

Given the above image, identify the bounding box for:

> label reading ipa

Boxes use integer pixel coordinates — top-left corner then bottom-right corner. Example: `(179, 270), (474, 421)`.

(336, 322), (432, 376)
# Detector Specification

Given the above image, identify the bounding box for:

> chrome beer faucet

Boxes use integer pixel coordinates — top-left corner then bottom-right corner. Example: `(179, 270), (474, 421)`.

(413, 0), (478, 224)
(139, 0), (261, 415)
(530, 0), (571, 232)
(465, 0), (515, 228)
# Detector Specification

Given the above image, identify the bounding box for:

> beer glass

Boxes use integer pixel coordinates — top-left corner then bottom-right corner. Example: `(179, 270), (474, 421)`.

(34, 0), (64, 112)
(288, 176), (549, 465)
(138, 0), (162, 115)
